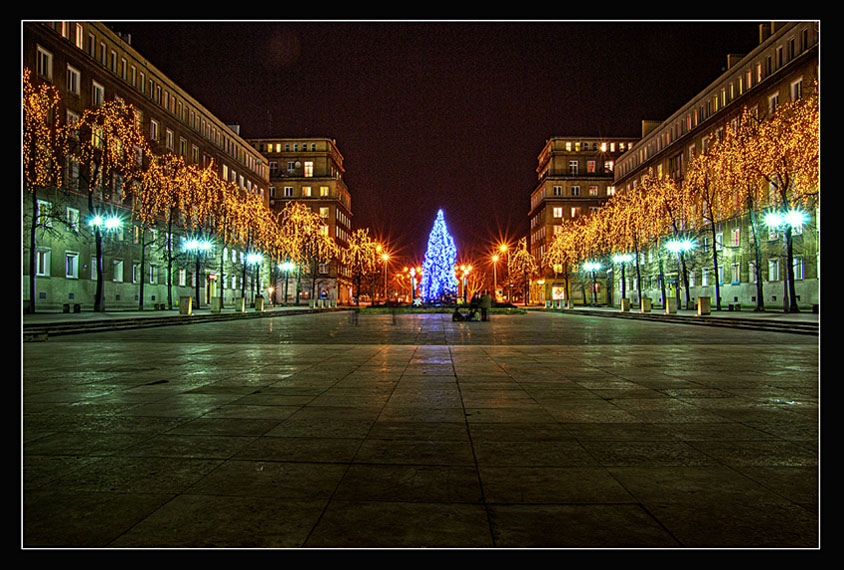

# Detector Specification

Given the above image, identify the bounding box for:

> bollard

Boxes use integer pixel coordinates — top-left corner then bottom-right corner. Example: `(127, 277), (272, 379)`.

(210, 296), (223, 314)
(641, 297), (652, 313)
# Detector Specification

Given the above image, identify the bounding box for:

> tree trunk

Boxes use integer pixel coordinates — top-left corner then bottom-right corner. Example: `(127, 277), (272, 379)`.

(27, 189), (38, 314)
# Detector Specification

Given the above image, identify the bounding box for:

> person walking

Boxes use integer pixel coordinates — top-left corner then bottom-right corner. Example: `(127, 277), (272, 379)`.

(480, 290), (492, 322)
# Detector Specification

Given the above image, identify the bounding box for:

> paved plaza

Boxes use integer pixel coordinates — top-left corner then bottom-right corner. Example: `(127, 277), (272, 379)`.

(22, 310), (820, 549)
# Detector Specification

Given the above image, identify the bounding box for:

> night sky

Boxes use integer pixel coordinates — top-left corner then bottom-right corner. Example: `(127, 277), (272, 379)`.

(106, 20), (763, 265)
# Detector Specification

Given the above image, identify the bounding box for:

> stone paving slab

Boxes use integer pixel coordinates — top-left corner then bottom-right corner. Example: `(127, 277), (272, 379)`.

(22, 312), (819, 549)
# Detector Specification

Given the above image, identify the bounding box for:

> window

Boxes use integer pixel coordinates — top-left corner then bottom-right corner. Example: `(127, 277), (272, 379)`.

(320, 186), (329, 197)
(36, 45), (53, 79)
(793, 256), (804, 280)
(36, 200), (52, 227)
(553, 186), (562, 196)
(589, 186), (599, 196)
(568, 160), (578, 175)
(74, 24), (84, 48)
(730, 263), (740, 284)
(284, 186), (294, 197)
(587, 160), (596, 173)
(90, 257), (97, 280)
(791, 77), (804, 101)
(150, 119), (159, 141)
(730, 228), (741, 247)
(66, 65), (80, 95)
(36, 249), (51, 277)
(64, 251), (79, 279)
(304, 161), (314, 177)
(768, 92), (779, 115)
(302, 186), (312, 197)
(768, 259), (779, 281)
(319, 207), (330, 218)
(92, 80), (105, 107)
(552, 207), (562, 218)
(66, 207), (80, 232)
(319, 263), (329, 274)
(571, 186), (580, 197)
(113, 260), (123, 282)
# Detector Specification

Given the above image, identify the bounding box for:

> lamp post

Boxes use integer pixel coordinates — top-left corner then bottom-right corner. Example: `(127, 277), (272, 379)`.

(459, 264), (472, 304)
(491, 254), (499, 301)
(499, 243), (511, 303)
(764, 209), (808, 313)
(381, 252), (390, 304)
(183, 237), (213, 309)
(583, 261), (601, 306)
(279, 261), (295, 305)
(665, 238), (695, 310)
(89, 213), (124, 312)
(612, 253), (633, 307)
(246, 252), (263, 304)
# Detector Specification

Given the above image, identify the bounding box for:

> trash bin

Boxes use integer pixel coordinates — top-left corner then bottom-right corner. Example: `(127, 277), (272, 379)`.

(255, 296), (264, 312)
(640, 297), (652, 313)
(179, 296), (192, 315)
(233, 297), (246, 313)
(620, 298), (630, 312)
(698, 296), (711, 316)
(665, 297), (678, 314)
(210, 296), (223, 314)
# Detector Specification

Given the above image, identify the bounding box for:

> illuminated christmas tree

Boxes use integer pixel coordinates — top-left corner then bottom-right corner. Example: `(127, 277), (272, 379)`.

(420, 209), (458, 304)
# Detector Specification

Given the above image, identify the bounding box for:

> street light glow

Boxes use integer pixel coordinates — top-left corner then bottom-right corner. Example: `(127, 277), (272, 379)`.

(246, 252), (263, 265)
(612, 253), (633, 264)
(665, 238), (696, 254)
(89, 214), (122, 231)
(583, 261), (601, 272)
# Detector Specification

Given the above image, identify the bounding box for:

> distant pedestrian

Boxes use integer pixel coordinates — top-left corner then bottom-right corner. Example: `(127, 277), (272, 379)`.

(480, 290), (492, 322)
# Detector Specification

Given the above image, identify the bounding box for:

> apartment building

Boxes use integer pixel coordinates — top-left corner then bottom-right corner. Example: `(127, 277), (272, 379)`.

(23, 21), (271, 312)
(529, 136), (638, 304)
(612, 21), (819, 311)
(248, 137), (354, 305)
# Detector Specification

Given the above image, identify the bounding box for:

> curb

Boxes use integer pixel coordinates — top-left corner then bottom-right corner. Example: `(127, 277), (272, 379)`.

(553, 307), (819, 335)
(22, 307), (347, 341)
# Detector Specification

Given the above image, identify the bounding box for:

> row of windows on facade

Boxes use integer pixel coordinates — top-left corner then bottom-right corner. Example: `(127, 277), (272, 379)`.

(532, 185), (613, 211)
(35, 36), (266, 197)
(615, 30), (812, 181)
(557, 141), (632, 153)
(35, 248), (334, 283)
(549, 256), (806, 288)
(47, 22), (266, 174)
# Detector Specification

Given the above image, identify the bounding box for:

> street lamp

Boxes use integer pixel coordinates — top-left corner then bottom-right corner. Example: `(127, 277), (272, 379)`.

(246, 252), (263, 304)
(582, 261), (601, 306)
(764, 208), (808, 312)
(665, 238), (695, 310)
(499, 243), (511, 303)
(278, 261), (295, 305)
(491, 254), (499, 301)
(381, 252), (390, 304)
(459, 264), (472, 304)
(183, 237), (213, 309)
(612, 253), (634, 308)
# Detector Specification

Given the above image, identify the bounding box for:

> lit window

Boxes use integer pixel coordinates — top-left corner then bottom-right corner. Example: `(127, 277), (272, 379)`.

(304, 161), (314, 177)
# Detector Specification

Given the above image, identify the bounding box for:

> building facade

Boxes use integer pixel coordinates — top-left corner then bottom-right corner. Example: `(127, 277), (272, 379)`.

(611, 21), (819, 311)
(248, 137), (354, 305)
(23, 21), (272, 312)
(529, 136), (638, 304)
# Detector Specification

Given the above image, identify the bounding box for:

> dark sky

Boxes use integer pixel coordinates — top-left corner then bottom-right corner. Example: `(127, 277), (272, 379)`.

(106, 20), (763, 265)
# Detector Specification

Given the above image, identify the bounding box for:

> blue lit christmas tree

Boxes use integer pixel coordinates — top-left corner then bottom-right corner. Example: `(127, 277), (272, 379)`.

(420, 209), (458, 304)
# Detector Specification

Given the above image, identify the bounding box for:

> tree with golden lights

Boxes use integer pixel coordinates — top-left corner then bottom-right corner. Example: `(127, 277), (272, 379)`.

(508, 237), (538, 304)
(344, 228), (379, 306)
(747, 86), (819, 312)
(71, 98), (149, 312)
(277, 202), (338, 305)
(23, 69), (69, 313)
